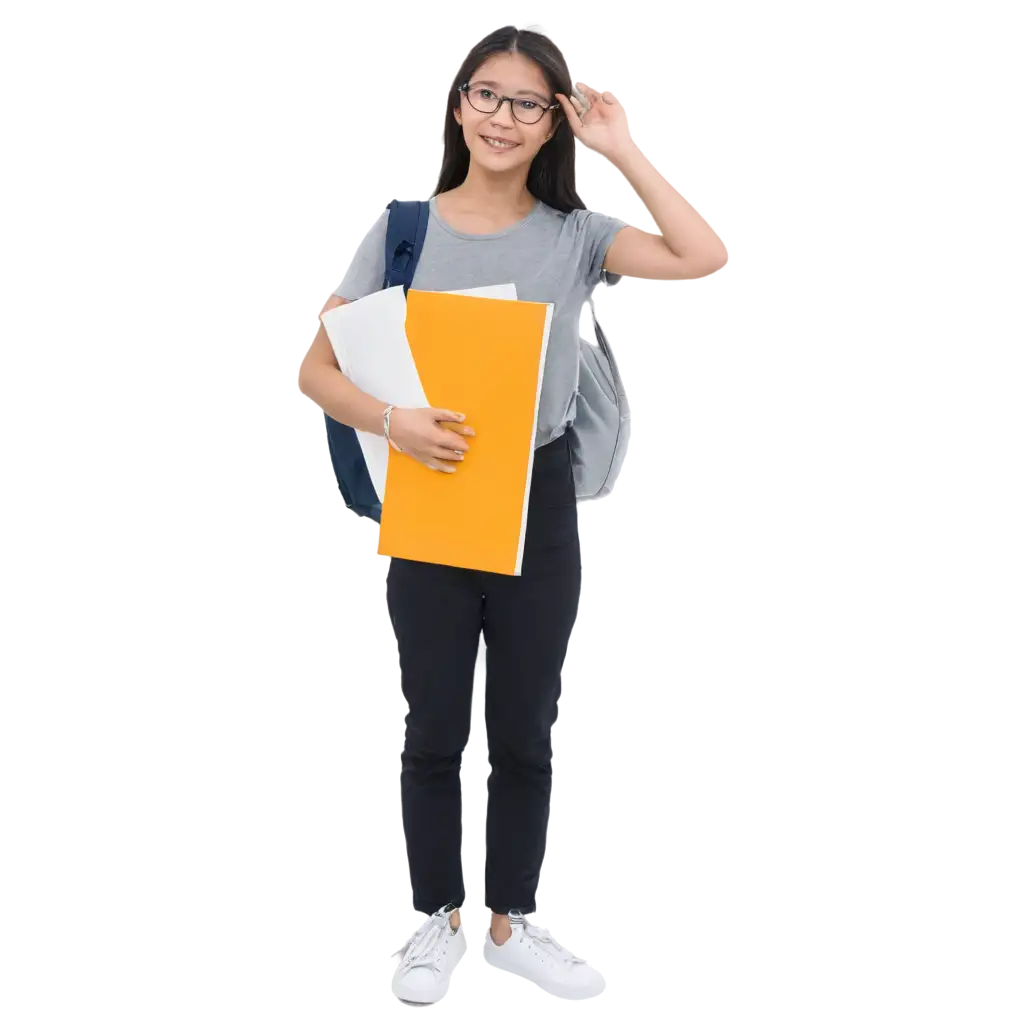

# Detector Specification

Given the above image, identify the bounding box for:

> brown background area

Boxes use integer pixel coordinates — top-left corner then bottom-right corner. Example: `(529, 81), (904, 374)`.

(2, 6), (1015, 1015)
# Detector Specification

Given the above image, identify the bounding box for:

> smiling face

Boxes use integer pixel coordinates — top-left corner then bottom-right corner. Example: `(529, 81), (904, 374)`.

(454, 51), (559, 170)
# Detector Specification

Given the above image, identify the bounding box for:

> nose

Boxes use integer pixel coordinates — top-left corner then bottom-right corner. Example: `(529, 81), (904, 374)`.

(489, 98), (516, 127)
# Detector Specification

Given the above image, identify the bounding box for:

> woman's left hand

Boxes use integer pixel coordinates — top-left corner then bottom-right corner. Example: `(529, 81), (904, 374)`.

(555, 81), (634, 161)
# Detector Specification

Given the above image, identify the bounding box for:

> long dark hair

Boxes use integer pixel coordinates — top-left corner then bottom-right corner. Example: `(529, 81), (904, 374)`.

(431, 26), (587, 213)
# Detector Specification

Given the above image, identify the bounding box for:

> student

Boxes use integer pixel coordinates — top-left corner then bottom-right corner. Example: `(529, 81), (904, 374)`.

(298, 24), (727, 1005)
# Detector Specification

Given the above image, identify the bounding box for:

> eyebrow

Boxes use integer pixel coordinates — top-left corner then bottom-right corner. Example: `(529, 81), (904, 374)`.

(470, 80), (550, 102)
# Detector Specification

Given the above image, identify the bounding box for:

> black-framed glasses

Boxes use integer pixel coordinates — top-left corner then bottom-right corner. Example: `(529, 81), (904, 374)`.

(459, 82), (557, 125)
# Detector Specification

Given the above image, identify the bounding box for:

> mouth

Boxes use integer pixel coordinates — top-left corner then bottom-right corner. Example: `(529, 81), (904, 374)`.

(480, 134), (520, 151)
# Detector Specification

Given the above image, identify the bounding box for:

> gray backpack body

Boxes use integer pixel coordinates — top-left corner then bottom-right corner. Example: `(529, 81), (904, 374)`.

(568, 289), (631, 501)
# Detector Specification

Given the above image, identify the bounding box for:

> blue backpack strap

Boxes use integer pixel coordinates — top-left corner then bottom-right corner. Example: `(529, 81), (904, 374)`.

(322, 200), (429, 526)
(383, 200), (429, 293)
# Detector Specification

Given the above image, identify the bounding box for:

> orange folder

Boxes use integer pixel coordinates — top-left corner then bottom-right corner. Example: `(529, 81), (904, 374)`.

(377, 289), (553, 575)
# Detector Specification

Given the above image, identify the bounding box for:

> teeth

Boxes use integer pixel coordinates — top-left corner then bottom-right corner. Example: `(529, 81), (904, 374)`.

(483, 137), (517, 149)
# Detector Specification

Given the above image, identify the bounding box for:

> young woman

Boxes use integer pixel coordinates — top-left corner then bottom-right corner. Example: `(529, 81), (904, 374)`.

(298, 25), (727, 1005)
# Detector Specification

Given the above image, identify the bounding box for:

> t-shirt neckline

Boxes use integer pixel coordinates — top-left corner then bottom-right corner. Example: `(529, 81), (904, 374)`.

(428, 194), (543, 240)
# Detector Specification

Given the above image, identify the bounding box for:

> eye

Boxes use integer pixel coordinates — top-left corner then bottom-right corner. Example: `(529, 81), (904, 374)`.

(476, 88), (495, 100)
(518, 100), (538, 110)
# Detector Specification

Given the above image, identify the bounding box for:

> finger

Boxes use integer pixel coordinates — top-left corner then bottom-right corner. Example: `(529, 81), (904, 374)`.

(554, 93), (584, 131)
(432, 450), (465, 464)
(432, 408), (465, 424)
(435, 422), (472, 451)
(420, 456), (454, 473)
(576, 81), (602, 108)
(436, 427), (470, 452)
(569, 94), (589, 124)
(601, 90), (618, 104)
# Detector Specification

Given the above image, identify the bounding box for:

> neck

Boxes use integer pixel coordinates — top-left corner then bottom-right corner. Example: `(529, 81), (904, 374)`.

(451, 162), (535, 213)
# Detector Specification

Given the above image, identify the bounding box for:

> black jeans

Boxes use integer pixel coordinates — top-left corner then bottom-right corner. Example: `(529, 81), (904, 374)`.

(385, 431), (582, 915)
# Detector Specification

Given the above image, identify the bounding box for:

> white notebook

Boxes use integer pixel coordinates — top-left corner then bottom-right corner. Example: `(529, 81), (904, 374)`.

(320, 283), (518, 502)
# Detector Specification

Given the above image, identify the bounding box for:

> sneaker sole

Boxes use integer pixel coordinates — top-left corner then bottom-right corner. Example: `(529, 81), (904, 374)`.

(389, 970), (450, 1003)
(483, 942), (605, 999)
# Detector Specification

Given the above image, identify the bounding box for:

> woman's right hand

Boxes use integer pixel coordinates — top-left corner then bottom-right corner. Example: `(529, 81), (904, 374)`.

(388, 407), (474, 473)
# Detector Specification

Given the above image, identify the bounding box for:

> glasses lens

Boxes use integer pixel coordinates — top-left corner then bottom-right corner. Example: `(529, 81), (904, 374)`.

(513, 99), (545, 124)
(465, 86), (499, 113)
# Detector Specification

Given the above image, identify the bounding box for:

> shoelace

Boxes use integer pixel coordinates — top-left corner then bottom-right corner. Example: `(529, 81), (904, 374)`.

(392, 910), (451, 975)
(520, 919), (587, 965)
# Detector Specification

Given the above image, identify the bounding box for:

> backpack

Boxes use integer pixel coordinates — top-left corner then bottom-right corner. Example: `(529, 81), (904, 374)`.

(323, 200), (428, 524)
(323, 199), (630, 521)
(571, 283), (631, 501)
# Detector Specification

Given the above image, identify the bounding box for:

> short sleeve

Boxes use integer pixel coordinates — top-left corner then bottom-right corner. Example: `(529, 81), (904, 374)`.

(573, 208), (628, 289)
(332, 209), (388, 301)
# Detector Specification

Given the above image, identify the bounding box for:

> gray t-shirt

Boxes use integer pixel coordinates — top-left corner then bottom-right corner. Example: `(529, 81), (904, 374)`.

(333, 195), (626, 448)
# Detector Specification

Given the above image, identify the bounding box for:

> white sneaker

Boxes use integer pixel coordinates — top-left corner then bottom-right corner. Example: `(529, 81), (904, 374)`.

(391, 903), (466, 1004)
(483, 910), (606, 999)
